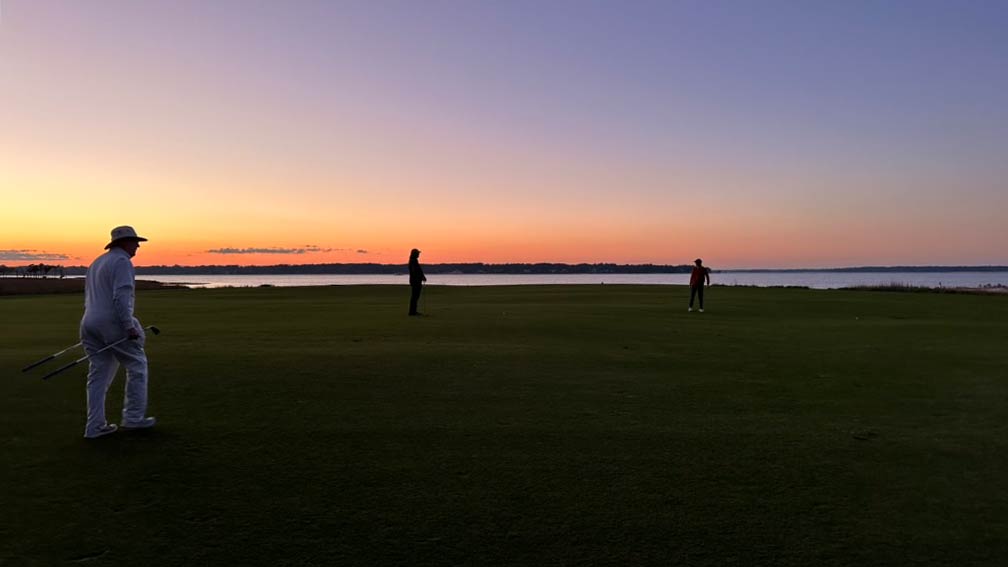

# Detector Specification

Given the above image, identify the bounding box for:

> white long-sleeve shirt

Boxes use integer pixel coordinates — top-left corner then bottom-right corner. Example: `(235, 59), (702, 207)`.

(82, 247), (136, 334)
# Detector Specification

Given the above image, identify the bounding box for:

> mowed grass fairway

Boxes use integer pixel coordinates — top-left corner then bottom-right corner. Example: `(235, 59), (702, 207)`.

(2, 284), (1007, 565)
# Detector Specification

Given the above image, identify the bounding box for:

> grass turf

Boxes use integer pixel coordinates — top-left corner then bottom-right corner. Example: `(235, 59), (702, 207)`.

(2, 284), (1007, 565)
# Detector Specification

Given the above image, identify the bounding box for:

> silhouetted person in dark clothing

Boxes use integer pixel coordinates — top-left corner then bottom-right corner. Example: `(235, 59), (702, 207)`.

(688, 258), (711, 312)
(408, 248), (426, 316)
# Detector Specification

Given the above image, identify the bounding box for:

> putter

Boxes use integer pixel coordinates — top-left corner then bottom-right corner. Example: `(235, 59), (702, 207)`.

(40, 325), (161, 380)
(22, 341), (83, 372)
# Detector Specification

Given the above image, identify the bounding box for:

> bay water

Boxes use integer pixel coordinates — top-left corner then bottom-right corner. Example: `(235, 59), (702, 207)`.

(144, 272), (1008, 290)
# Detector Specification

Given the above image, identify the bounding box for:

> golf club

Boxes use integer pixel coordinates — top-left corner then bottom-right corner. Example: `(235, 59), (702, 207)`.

(21, 341), (83, 372)
(40, 325), (161, 380)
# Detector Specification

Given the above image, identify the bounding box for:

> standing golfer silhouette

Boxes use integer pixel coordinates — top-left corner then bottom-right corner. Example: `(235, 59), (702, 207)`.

(688, 258), (711, 312)
(408, 248), (427, 316)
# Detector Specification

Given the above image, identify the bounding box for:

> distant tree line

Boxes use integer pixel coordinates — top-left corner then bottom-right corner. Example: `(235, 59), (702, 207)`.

(55, 263), (697, 276)
(723, 266), (1008, 273)
(0, 264), (66, 278)
(134, 262), (697, 275)
(48, 263), (1008, 277)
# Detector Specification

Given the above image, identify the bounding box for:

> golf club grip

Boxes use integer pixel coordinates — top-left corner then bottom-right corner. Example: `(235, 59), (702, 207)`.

(42, 360), (79, 380)
(22, 355), (56, 373)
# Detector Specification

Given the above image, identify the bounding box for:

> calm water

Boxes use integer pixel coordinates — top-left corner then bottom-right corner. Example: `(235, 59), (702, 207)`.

(144, 272), (1008, 290)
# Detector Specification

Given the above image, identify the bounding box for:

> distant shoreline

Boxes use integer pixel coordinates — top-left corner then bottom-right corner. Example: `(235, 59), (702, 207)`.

(5, 271), (1008, 297)
(719, 266), (1008, 273)
(11, 263), (1007, 277)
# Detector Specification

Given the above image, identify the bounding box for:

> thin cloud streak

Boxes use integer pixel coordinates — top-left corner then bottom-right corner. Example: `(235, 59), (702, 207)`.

(0, 249), (71, 261)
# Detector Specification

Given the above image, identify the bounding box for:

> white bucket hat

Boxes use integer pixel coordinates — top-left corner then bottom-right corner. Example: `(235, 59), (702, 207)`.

(104, 225), (148, 249)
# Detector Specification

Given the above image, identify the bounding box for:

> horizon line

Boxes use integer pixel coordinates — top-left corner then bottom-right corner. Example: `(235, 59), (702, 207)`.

(6, 262), (1008, 272)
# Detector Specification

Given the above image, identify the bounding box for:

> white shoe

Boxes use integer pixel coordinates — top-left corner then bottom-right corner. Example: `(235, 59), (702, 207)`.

(688, 307), (692, 312)
(699, 309), (704, 312)
(85, 423), (118, 439)
(121, 417), (156, 430)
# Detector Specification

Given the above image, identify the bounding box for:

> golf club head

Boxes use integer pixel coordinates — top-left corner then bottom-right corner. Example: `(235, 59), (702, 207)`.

(148, 326), (161, 335)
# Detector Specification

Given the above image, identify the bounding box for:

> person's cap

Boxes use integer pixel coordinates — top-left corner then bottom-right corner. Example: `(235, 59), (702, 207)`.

(411, 248), (421, 254)
(105, 225), (148, 249)
(695, 258), (703, 263)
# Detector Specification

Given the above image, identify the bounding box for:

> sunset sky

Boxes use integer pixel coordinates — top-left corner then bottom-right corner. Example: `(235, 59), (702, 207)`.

(2, 1), (1006, 268)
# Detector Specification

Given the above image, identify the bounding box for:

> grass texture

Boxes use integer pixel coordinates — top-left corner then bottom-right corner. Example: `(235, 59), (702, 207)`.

(2, 284), (1007, 566)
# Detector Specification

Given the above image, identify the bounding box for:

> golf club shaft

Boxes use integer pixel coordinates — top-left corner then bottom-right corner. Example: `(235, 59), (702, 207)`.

(41, 325), (157, 380)
(21, 342), (83, 372)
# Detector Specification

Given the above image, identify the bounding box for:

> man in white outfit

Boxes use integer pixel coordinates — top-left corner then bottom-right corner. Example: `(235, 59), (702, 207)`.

(81, 225), (156, 438)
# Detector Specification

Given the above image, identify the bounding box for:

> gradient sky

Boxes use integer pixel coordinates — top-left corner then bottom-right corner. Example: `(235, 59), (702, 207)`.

(2, 0), (1006, 268)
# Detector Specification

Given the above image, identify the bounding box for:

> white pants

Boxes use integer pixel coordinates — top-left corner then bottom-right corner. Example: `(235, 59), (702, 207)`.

(80, 317), (149, 436)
